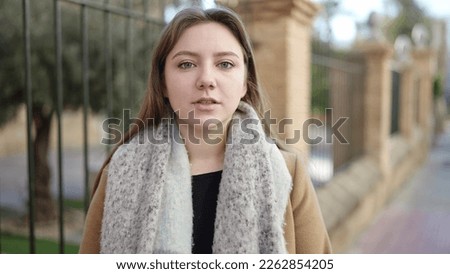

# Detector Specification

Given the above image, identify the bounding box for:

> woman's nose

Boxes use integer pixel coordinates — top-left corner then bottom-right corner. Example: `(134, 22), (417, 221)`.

(196, 66), (217, 90)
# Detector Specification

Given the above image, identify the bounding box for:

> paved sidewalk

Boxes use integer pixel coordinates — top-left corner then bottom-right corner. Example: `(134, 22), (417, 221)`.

(348, 122), (450, 253)
(0, 147), (107, 244)
(0, 147), (106, 213)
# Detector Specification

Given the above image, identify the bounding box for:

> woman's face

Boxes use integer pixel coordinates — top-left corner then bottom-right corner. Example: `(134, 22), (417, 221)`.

(164, 22), (247, 130)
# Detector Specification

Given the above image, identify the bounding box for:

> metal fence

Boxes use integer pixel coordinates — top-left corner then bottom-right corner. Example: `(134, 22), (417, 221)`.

(391, 70), (401, 134)
(1, 0), (164, 253)
(309, 51), (365, 187)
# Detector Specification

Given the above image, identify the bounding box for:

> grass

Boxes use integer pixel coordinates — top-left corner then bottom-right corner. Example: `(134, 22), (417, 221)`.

(0, 199), (84, 253)
(63, 199), (84, 210)
(0, 233), (79, 254)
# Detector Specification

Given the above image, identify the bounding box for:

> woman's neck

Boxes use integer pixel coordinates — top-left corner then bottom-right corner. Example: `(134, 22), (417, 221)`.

(178, 123), (227, 175)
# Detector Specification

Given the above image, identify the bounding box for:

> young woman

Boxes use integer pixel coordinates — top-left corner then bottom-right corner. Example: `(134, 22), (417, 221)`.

(79, 7), (331, 254)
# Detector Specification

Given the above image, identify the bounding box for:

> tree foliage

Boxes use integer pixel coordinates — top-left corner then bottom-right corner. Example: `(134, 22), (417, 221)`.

(384, 0), (429, 42)
(0, 0), (166, 221)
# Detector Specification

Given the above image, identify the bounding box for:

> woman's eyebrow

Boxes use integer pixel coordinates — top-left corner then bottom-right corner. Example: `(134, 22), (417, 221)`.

(171, 51), (199, 59)
(171, 50), (240, 59)
(214, 51), (240, 58)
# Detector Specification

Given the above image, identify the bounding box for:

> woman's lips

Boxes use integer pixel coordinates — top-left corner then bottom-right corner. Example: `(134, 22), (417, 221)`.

(193, 98), (220, 111)
(193, 97), (219, 104)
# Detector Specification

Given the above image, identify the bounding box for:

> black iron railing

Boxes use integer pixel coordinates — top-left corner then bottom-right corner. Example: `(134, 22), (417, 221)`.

(391, 70), (401, 135)
(310, 52), (365, 187)
(6, 0), (165, 254)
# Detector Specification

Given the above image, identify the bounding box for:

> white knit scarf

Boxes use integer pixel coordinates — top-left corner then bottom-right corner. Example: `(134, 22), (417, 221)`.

(100, 102), (292, 253)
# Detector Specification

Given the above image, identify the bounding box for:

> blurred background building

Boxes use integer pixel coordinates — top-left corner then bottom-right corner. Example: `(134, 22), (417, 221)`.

(0, 0), (449, 253)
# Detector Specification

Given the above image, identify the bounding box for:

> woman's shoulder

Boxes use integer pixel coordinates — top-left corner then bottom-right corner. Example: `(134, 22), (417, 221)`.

(276, 143), (314, 197)
(277, 143), (309, 179)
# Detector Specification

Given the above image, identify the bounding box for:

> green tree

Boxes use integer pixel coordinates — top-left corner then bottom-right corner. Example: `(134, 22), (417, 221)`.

(384, 0), (429, 42)
(0, 0), (165, 222)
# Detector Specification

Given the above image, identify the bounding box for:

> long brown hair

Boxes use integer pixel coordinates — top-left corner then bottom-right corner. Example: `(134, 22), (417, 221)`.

(91, 7), (267, 195)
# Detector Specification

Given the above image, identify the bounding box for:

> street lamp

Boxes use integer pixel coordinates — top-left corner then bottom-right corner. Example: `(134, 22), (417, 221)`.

(412, 23), (430, 49)
(394, 34), (412, 63)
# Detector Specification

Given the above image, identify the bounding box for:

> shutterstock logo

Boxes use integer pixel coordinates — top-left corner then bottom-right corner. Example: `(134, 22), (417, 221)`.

(101, 108), (349, 146)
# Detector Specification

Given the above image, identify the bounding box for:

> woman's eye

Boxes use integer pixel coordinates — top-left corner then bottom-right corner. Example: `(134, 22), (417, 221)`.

(178, 62), (195, 69)
(218, 61), (234, 69)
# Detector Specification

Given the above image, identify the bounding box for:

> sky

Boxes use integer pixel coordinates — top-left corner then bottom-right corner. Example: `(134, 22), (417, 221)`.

(166, 0), (450, 48)
(330, 0), (450, 45)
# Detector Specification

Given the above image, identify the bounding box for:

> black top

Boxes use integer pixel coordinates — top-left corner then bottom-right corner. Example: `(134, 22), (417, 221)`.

(191, 170), (222, 254)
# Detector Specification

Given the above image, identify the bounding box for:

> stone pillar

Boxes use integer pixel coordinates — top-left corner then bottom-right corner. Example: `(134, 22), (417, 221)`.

(360, 42), (393, 176)
(229, 0), (320, 154)
(330, 67), (351, 170)
(399, 62), (414, 142)
(412, 49), (435, 135)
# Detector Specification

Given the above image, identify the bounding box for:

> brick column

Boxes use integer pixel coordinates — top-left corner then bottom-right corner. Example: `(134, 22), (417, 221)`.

(228, 0), (320, 153)
(412, 49), (435, 135)
(360, 42), (393, 176)
(399, 62), (414, 142)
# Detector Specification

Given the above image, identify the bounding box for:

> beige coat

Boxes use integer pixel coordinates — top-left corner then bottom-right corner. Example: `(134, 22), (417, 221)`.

(79, 148), (332, 254)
